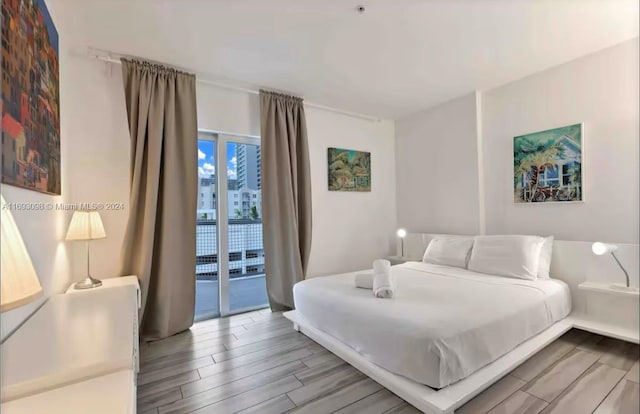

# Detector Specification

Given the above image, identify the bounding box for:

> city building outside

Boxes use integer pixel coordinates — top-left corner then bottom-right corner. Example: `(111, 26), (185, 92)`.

(195, 140), (267, 318)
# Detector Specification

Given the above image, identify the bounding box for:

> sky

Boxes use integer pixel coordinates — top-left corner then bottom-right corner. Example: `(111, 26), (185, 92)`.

(35, 0), (59, 55)
(198, 141), (237, 179)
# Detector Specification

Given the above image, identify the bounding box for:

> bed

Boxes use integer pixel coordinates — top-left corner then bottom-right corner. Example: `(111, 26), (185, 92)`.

(292, 261), (571, 389)
(285, 236), (640, 413)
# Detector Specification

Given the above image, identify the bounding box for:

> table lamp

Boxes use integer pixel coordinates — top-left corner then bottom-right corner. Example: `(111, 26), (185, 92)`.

(397, 228), (407, 257)
(591, 242), (639, 292)
(1, 195), (43, 311)
(66, 210), (106, 289)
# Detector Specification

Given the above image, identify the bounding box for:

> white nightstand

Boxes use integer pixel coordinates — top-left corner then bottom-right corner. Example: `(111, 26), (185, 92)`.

(66, 275), (141, 309)
(1, 289), (139, 402)
(576, 281), (640, 343)
(385, 256), (414, 266)
(578, 281), (640, 297)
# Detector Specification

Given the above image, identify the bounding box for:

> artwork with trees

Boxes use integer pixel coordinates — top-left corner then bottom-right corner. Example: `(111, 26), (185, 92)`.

(328, 147), (371, 192)
(514, 124), (582, 203)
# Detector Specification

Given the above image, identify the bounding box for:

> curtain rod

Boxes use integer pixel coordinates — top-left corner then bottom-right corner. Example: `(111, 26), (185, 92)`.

(85, 48), (381, 122)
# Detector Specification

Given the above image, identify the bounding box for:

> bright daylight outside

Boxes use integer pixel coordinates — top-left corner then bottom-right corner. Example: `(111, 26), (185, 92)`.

(194, 139), (268, 319)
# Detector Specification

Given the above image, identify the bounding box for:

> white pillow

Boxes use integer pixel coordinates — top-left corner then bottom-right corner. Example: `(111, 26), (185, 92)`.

(422, 234), (472, 256)
(537, 236), (554, 279)
(467, 235), (545, 280)
(423, 236), (474, 269)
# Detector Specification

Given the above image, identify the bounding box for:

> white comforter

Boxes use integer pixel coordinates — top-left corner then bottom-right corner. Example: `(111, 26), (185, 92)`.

(293, 262), (571, 388)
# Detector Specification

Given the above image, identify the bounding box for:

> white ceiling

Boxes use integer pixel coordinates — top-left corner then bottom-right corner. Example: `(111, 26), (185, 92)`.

(54, 0), (639, 119)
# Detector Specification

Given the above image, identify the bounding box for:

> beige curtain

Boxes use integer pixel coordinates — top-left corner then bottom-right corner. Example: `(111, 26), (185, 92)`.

(120, 59), (198, 341)
(259, 90), (312, 311)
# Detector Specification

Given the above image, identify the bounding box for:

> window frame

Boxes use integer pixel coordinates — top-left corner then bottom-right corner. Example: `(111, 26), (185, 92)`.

(198, 129), (263, 317)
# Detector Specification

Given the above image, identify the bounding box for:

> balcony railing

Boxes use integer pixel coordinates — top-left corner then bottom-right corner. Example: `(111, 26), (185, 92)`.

(196, 218), (264, 281)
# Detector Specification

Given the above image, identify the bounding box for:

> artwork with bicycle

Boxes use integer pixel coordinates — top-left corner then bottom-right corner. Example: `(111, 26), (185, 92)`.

(514, 124), (583, 203)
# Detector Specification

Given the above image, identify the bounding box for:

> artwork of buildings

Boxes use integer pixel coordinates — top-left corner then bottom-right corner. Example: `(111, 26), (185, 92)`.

(1, 0), (61, 194)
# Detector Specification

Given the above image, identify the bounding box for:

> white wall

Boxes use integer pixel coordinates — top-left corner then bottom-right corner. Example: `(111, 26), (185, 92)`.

(62, 57), (130, 282)
(197, 86), (260, 136)
(394, 39), (638, 246)
(482, 39), (639, 243)
(306, 109), (396, 277)
(395, 92), (481, 235)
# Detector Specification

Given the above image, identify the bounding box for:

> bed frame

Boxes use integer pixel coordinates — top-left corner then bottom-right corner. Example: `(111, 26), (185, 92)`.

(285, 310), (572, 414)
(284, 235), (640, 414)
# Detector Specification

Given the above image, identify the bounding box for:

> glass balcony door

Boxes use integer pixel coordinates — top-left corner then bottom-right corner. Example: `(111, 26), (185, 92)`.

(195, 137), (220, 320)
(195, 132), (268, 320)
(225, 140), (268, 312)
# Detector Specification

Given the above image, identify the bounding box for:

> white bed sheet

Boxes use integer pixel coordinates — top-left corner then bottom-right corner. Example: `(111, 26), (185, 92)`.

(293, 262), (571, 388)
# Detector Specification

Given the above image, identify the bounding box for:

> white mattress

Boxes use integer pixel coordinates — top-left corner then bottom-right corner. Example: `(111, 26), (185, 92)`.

(293, 262), (571, 388)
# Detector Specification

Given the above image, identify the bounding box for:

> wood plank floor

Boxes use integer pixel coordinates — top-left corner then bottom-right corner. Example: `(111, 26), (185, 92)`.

(138, 310), (639, 414)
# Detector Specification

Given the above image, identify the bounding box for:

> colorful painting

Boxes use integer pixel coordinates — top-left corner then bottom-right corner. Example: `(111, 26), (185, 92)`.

(1, 0), (61, 195)
(328, 147), (371, 192)
(514, 124), (583, 203)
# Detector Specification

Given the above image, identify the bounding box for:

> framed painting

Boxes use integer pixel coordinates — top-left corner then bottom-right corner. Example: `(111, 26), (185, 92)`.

(328, 147), (371, 192)
(1, 0), (61, 195)
(514, 123), (583, 203)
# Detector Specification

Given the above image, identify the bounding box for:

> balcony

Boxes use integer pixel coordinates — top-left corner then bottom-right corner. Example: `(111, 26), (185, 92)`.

(195, 218), (268, 319)
(195, 276), (268, 320)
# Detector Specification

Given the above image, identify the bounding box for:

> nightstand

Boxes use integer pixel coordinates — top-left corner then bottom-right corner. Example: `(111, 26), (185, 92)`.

(1, 289), (139, 405)
(578, 282), (640, 297)
(65, 275), (142, 372)
(576, 281), (639, 342)
(66, 275), (141, 309)
(385, 256), (414, 266)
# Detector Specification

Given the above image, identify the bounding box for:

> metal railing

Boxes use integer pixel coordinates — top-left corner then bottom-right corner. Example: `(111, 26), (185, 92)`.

(195, 219), (264, 281)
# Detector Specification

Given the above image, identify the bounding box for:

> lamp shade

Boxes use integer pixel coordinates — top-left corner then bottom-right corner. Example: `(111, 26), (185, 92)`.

(1, 195), (43, 312)
(592, 242), (618, 256)
(397, 228), (407, 238)
(65, 210), (106, 241)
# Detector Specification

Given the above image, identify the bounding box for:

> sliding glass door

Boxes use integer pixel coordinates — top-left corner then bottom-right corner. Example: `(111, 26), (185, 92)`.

(226, 141), (268, 312)
(195, 132), (268, 321)
(195, 138), (220, 320)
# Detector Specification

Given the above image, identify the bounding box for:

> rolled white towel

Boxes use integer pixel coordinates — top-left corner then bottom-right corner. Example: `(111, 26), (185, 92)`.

(373, 259), (391, 275)
(372, 259), (395, 299)
(373, 272), (395, 298)
(355, 272), (373, 289)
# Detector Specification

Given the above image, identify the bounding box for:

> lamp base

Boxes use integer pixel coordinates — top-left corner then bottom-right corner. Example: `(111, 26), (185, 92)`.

(610, 283), (639, 293)
(74, 276), (103, 290)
